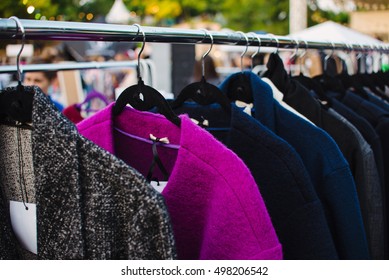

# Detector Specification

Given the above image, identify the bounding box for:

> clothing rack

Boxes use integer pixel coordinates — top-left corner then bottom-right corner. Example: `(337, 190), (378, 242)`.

(0, 60), (137, 73)
(1, 18), (389, 53)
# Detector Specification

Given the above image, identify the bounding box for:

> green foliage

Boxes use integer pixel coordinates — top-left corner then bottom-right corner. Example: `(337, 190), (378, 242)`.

(78, 0), (114, 21)
(1, 0), (360, 35)
(221, 0), (289, 34)
(0, 0), (57, 19)
(308, 1), (349, 26)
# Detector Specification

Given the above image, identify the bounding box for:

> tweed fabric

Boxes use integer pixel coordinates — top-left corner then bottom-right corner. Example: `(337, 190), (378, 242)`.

(0, 126), (35, 203)
(0, 86), (176, 259)
(0, 125), (37, 259)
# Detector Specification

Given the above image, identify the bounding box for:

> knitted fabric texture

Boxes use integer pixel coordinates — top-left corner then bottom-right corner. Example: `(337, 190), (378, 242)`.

(77, 104), (283, 260)
(0, 86), (176, 260)
(172, 102), (339, 259)
(0, 125), (37, 259)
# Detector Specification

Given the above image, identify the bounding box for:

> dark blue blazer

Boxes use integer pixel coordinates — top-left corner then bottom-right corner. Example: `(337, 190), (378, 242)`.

(264, 54), (375, 215)
(219, 71), (369, 260)
(261, 54), (383, 259)
(366, 91), (389, 113)
(173, 103), (338, 259)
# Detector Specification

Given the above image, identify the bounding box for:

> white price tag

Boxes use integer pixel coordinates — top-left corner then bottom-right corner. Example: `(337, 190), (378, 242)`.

(150, 181), (168, 193)
(9, 201), (37, 254)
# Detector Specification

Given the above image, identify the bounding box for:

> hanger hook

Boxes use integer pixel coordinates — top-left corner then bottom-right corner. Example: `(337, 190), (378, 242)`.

(287, 38), (299, 75)
(299, 39), (308, 60)
(248, 32), (261, 69)
(132, 23), (146, 80)
(377, 44), (384, 69)
(356, 43), (364, 60)
(324, 41), (335, 72)
(345, 42), (353, 54)
(268, 33), (279, 54)
(290, 38), (299, 62)
(298, 39), (309, 75)
(9, 16), (25, 85)
(235, 31), (249, 72)
(371, 43), (380, 73)
(356, 43), (366, 74)
(200, 29), (214, 78)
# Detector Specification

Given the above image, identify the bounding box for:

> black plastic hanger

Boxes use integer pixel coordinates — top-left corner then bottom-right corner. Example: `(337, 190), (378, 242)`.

(338, 45), (389, 101)
(359, 46), (389, 100)
(170, 29), (231, 114)
(285, 40), (331, 107)
(333, 44), (369, 99)
(291, 39), (317, 84)
(225, 31), (253, 104)
(0, 16), (34, 127)
(112, 24), (181, 127)
(313, 42), (347, 97)
(292, 44), (327, 99)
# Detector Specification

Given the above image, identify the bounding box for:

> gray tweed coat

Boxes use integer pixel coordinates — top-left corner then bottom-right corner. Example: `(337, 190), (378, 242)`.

(0, 86), (176, 259)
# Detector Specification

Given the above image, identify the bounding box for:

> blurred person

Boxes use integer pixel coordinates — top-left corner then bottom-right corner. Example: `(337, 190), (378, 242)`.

(231, 53), (252, 70)
(39, 45), (64, 62)
(192, 55), (221, 85)
(82, 54), (116, 101)
(112, 50), (138, 100)
(23, 58), (64, 111)
(0, 57), (12, 89)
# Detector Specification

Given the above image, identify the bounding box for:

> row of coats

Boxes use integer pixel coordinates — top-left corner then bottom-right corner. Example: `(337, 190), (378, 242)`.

(264, 53), (389, 259)
(1, 52), (387, 260)
(0, 85), (283, 260)
(76, 57), (375, 259)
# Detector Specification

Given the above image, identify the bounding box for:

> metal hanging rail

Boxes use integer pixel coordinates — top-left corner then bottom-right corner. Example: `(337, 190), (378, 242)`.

(0, 60), (137, 73)
(0, 18), (388, 52)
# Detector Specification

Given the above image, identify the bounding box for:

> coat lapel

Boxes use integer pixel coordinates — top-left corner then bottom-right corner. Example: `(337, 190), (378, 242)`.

(31, 87), (84, 259)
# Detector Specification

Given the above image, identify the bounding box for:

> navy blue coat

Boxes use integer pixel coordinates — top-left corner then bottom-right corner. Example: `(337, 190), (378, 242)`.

(262, 54), (383, 259)
(219, 71), (369, 260)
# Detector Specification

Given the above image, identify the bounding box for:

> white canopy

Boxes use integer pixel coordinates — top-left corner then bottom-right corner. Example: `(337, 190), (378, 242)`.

(289, 20), (383, 45)
(105, 0), (132, 24)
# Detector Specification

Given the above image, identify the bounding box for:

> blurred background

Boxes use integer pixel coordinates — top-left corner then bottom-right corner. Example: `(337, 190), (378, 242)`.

(1, 0), (388, 110)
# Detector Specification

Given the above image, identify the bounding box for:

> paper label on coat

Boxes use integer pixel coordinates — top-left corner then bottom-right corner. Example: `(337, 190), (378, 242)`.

(235, 100), (253, 116)
(9, 201), (37, 254)
(150, 181), (168, 193)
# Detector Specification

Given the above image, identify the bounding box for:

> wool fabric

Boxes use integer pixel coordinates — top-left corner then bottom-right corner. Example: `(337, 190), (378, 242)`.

(77, 103), (283, 260)
(172, 102), (338, 259)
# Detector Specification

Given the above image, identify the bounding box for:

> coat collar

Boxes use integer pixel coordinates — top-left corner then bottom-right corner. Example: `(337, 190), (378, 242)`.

(169, 101), (283, 157)
(31, 86), (84, 259)
(77, 103), (226, 196)
(219, 71), (277, 131)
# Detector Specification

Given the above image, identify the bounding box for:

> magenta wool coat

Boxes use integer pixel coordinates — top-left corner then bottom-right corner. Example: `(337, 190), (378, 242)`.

(77, 103), (282, 260)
